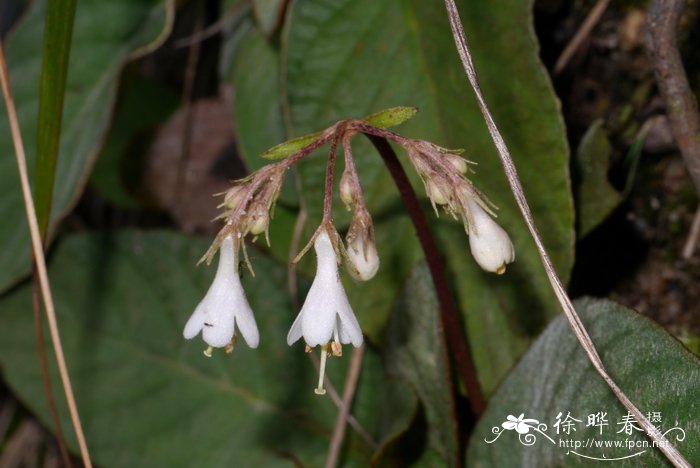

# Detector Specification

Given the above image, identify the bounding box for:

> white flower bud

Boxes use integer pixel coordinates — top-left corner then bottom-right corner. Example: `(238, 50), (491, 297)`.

(444, 154), (468, 174)
(339, 169), (357, 210)
(248, 208), (269, 236)
(344, 208), (379, 281)
(346, 235), (379, 281)
(426, 180), (448, 205)
(222, 185), (247, 210)
(467, 200), (515, 274)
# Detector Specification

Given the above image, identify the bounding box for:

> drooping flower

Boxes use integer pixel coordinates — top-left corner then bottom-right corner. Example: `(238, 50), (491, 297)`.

(184, 234), (259, 356)
(466, 199), (515, 274)
(287, 229), (363, 394)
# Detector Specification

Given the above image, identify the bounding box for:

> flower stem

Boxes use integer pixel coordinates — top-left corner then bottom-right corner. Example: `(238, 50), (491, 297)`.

(365, 135), (486, 418)
(322, 137), (340, 224)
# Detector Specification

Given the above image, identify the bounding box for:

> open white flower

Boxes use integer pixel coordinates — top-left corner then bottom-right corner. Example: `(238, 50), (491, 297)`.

(467, 199), (515, 274)
(287, 229), (363, 394)
(184, 235), (259, 356)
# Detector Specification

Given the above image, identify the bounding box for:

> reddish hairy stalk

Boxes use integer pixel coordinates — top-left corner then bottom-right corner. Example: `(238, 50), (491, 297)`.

(322, 137), (340, 224)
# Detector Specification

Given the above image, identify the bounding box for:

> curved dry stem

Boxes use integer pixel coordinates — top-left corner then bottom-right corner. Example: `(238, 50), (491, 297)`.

(553, 0), (611, 75)
(442, 1), (690, 466)
(0, 43), (93, 467)
(324, 346), (365, 468)
(647, 0), (700, 196)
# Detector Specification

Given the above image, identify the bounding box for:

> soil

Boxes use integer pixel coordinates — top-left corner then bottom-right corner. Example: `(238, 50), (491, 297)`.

(537, 0), (700, 338)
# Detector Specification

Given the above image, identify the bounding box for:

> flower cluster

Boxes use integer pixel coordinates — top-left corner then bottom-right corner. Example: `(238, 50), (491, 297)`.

(183, 112), (515, 395)
(405, 139), (514, 273)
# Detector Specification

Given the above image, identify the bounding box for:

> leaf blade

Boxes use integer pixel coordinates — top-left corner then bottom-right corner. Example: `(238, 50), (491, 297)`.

(34, 0), (76, 238)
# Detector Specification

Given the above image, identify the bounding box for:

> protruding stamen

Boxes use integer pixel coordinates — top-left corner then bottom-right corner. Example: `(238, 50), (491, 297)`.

(330, 341), (342, 357)
(203, 346), (213, 358)
(314, 347), (328, 395)
(224, 334), (238, 354)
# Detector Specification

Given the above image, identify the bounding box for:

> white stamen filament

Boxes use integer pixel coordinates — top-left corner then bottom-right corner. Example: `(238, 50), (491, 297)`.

(203, 346), (213, 358)
(315, 348), (328, 395)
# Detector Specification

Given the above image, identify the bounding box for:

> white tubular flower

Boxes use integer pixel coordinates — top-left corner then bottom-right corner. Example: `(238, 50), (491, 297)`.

(184, 235), (259, 356)
(467, 200), (515, 274)
(287, 230), (363, 395)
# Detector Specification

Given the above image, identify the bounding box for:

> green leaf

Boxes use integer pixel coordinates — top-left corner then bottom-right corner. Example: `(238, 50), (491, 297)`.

(382, 263), (459, 466)
(34, 0), (76, 238)
(467, 298), (700, 466)
(0, 230), (401, 466)
(258, 130), (323, 160)
(0, 0), (171, 293)
(89, 74), (180, 209)
(280, 0), (573, 393)
(228, 25), (287, 168)
(575, 119), (622, 238)
(362, 106), (418, 129)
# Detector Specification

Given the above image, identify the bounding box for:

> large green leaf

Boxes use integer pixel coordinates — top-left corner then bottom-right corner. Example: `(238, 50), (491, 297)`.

(227, 22), (302, 208)
(89, 74), (180, 209)
(0, 231), (403, 466)
(468, 298), (700, 466)
(0, 0), (171, 293)
(279, 0), (573, 393)
(383, 264), (459, 466)
(228, 23), (286, 170)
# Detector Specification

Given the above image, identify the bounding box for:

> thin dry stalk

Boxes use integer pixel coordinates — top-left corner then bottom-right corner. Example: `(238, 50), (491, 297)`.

(553, 0), (611, 75)
(324, 346), (365, 468)
(0, 43), (93, 468)
(173, 11), (203, 207)
(442, 1), (689, 466)
(682, 205), (700, 259)
(647, 0), (700, 196)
